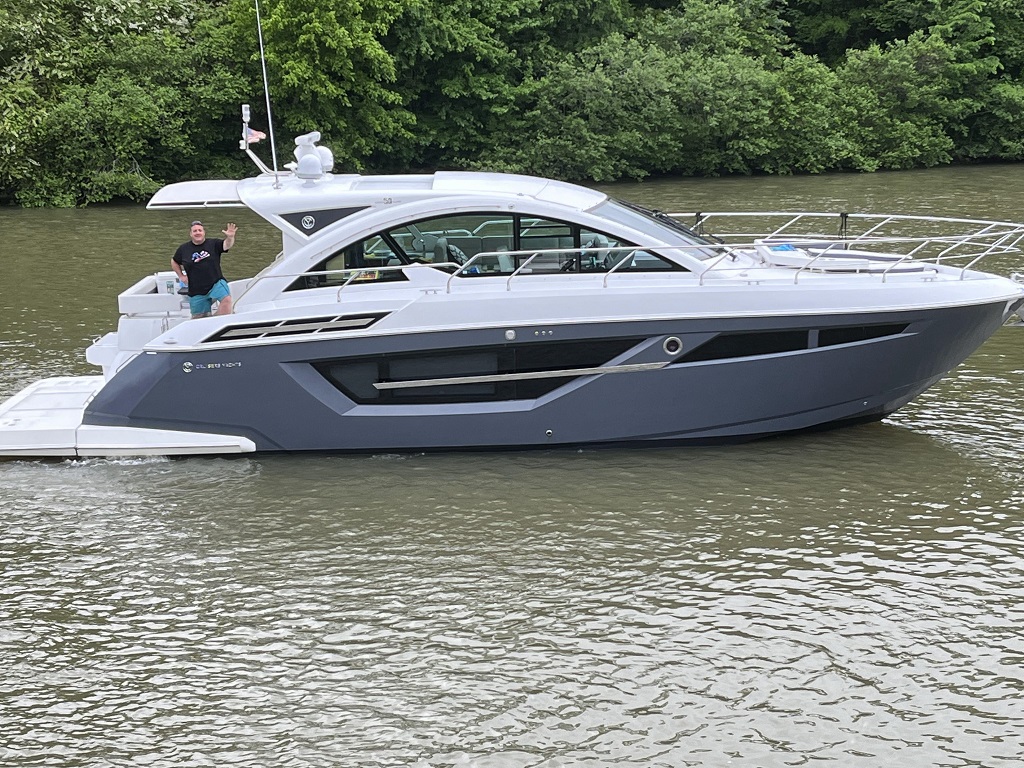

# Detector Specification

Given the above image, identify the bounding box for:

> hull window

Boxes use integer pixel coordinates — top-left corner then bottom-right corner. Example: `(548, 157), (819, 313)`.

(677, 322), (909, 364)
(678, 330), (810, 363)
(819, 323), (908, 347)
(313, 337), (645, 403)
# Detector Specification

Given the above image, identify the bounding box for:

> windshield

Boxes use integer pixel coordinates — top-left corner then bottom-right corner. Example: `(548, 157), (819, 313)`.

(592, 199), (720, 260)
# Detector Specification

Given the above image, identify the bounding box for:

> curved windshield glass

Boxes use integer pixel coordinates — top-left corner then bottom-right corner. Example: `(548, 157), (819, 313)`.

(591, 199), (719, 260)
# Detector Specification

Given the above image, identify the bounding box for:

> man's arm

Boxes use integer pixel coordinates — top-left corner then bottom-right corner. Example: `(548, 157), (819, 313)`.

(171, 257), (186, 283)
(222, 223), (237, 250)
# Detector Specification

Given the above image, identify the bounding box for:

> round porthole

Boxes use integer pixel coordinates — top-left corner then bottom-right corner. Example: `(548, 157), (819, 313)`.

(663, 336), (682, 355)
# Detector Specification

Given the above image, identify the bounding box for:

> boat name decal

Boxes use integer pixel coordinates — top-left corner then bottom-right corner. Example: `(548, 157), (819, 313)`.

(182, 361), (243, 373)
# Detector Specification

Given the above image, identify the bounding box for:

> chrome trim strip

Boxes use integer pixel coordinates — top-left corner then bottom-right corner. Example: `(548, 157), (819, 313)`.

(373, 361), (668, 390)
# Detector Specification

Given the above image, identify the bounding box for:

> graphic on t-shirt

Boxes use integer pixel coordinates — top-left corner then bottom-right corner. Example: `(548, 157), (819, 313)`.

(188, 250), (212, 263)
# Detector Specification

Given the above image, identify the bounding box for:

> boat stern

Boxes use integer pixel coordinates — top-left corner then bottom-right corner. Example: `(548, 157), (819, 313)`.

(0, 376), (256, 458)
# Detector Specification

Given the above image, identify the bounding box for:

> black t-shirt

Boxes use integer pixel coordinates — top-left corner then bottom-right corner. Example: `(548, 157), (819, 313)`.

(173, 238), (229, 296)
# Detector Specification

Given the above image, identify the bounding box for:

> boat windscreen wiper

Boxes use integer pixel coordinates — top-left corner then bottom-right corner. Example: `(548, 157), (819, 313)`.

(615, 198), (721, 244)
(652, 208), (726, 244)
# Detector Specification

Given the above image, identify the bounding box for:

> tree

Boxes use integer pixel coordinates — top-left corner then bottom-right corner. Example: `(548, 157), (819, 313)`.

(1, 0), (252, 205)
(835, 33), (962, 170)
(233, 0), (413, 171)
(472, 2), (845, 179)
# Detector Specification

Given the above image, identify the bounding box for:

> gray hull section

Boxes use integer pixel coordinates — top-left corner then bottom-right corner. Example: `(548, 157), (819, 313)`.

(83, 303), (1005, 452)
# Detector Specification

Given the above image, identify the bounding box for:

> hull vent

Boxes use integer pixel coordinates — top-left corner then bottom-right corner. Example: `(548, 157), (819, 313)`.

(203, 313), (387, 343)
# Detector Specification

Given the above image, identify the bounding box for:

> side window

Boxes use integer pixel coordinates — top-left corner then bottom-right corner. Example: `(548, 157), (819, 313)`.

(578, 228), (684, 273)
(577, 228), (622, 274)
(290, 235), (406, 290)
(387, 214), (515, 273)
(516, 220), (680, 274)
(617, 250), (681, 271)
(387, 213), (680, 274)
(288, 212), (687, 291)
(576, 228), (633, 273)
(518, 218), (573, 272)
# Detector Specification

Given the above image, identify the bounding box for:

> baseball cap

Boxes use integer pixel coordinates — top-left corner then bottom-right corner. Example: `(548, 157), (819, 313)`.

(191, 220), (203, 227)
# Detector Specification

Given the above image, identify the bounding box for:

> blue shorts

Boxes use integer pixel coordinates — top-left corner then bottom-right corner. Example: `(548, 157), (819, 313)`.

(189, 279), (230, 316)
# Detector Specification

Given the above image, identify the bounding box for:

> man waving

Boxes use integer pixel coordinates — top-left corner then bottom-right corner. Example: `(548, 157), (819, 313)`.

(172, 220), (237, 318)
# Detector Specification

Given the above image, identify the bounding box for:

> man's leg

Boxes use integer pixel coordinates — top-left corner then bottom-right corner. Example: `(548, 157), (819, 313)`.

(188, 294), (213, 319)
(216, 295), (233, 315)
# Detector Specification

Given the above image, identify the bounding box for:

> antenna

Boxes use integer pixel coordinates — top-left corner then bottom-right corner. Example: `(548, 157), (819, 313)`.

(253, 0), (280, 186)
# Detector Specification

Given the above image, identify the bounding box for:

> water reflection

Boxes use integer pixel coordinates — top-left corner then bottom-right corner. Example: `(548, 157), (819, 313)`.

(3, 421), (1023, 766)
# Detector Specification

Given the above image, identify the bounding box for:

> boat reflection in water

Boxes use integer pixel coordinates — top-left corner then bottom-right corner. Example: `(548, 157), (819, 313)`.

(2, 121), (1024, 457)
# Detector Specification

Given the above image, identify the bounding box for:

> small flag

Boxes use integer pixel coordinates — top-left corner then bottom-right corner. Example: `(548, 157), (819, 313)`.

(246, 127), (267, 144)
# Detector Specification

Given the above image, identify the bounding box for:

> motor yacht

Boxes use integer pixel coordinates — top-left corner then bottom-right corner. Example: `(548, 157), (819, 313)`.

(2, 126), (1023, 457)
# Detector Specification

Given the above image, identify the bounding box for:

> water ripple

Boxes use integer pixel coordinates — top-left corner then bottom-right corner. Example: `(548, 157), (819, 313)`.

(5, 197), (1024, 766)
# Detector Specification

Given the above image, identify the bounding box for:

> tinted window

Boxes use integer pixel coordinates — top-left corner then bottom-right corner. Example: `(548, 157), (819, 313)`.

(592, 200), (718, 261)
(387, 213), (515, 271)
(289, 210), (686, 290)
(288, 235), (407, 290)
(314, 337), (645, 403)
(678, 331), (809, 362)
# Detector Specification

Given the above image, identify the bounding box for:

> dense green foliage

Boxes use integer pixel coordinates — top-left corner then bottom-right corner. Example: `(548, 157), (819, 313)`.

(2, 0), (1023, 205)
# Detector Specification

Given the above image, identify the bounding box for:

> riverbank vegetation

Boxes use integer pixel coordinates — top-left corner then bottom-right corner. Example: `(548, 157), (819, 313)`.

(2, 0), (1023, 205)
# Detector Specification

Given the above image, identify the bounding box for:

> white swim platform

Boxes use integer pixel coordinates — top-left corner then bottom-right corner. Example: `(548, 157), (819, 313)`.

(0, 377), (255, 457)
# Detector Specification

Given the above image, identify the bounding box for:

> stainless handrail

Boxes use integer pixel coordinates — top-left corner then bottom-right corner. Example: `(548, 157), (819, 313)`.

(960, 229), (1024, 278)
(441, 245), (651, 293)
(235, 261), (487, 306)
(231, 261), (462, 306)
(677, 211), (1024, 243)
(683, 211), (1023, 251)
(674, 212), (1024, 282)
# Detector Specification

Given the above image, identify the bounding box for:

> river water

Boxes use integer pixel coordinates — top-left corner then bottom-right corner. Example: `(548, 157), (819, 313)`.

(2, 166), (1024, 767)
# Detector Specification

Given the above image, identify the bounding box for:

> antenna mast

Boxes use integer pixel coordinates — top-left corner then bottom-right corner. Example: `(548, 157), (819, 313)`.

(253, 0), (280, 185)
